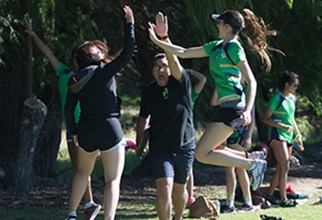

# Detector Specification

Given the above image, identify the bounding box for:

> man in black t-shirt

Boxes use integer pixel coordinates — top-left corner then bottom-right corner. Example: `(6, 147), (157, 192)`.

(136, 12), (195, 220)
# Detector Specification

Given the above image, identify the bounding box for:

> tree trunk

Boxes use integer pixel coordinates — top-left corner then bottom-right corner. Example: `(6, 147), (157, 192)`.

(34, 85), (62, 178)
(9, 97), (47, 192)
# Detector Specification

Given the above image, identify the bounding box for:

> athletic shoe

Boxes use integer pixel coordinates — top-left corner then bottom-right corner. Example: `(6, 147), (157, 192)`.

(65, 215), (77, 220)
(287, 193), (311, 200)
(250, 159), (267, 191)
(241, 203), (261, 212)
(251, 151), (265, 160)
(221, 205), (236, 213)
(279, 199), (297, 207)
(84, 203), (101, 220)
(263, 194), (278, 205)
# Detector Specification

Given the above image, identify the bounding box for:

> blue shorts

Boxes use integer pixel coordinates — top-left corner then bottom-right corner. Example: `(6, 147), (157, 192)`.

(149, 139), (195, 184)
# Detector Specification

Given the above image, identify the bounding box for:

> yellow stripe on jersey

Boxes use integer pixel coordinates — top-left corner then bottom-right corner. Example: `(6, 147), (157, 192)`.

(274, 111), (286, 115)
(220, 64), (239, 69)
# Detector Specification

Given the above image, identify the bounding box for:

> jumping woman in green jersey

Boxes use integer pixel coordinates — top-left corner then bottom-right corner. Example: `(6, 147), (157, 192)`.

(148, 9), (280, 191)
(262, 71), (303, 207)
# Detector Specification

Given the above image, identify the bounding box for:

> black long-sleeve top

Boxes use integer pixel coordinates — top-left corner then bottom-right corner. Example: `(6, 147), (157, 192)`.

(65, 23), (135, 135)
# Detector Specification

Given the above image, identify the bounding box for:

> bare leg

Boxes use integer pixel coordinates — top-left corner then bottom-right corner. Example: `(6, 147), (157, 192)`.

(236, 167), (252, 203)
(195, 122), (253, 169)
(186, 169), (194, 204)
(172, 182), (187, 220)
(68, 147), (98, 213)
(67, 141), (93, 203)
(156, 177), (173, 220)
(101, 143), (125, 220)
(269, 141), (292, 201)
(224, 166), (236, 207)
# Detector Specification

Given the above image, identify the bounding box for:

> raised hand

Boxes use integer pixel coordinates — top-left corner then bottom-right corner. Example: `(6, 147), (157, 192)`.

(123, 5), (134, 24)
(148, 22), (158, 44)
(154, 12), (168, 38)
(24, 20), (35, 38)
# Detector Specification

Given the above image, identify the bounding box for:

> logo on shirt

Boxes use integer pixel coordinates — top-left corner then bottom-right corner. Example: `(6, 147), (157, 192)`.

(163, 87), (169, 100)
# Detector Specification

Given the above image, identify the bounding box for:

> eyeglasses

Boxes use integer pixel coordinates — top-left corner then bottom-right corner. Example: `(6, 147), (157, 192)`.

(152, 64), (169, 72)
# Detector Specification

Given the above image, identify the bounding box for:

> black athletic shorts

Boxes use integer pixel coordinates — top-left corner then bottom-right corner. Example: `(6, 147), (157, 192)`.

(212, 100), (246, 133)
(78, 117), (123, 152)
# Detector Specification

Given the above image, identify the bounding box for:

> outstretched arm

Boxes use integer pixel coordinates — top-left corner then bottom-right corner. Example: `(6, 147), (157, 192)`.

(150, 12), (183, 80)
(24, 21), (59, 72)
(148, 21), (207, 59)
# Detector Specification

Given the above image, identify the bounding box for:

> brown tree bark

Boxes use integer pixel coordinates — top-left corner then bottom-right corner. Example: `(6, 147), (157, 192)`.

(34, 85), (62, 178)
(9, 97), (47, 192)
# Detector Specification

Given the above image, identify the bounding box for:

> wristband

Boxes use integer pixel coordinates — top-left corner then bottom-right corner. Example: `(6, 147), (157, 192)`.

(158, 35), (168, 40)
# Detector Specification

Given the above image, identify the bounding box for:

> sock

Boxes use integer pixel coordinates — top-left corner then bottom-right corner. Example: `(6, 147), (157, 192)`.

(85, 201), (95, 208)
(244, 194), (253, 206)
(226, 194), (235, 207)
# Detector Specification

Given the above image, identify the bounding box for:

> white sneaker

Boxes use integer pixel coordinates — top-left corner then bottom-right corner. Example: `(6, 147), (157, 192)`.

(250, 159), (267, 191)
(251, 151), (265, 160)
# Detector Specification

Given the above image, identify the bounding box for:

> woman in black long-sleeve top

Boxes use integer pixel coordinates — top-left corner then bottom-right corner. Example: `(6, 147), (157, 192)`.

(64, 5), (135, 220)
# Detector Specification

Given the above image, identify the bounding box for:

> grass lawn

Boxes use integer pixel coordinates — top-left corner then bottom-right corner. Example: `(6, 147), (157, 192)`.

(1, 146), (321, 219)
(1, 200), (321, 219)
(1, 127), (321, 219)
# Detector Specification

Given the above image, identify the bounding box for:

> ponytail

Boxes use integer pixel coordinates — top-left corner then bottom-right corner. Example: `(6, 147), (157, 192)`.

(241, 9), (284, 72)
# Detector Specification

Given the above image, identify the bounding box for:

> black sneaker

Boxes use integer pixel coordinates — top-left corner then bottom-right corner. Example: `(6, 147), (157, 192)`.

(279, 199), (297, 207)
(221, 205), (236, 213)
(263, 194), (278, 205)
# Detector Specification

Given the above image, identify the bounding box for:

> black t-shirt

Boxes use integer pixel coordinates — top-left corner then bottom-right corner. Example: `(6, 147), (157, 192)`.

(139, 70), (195, 153)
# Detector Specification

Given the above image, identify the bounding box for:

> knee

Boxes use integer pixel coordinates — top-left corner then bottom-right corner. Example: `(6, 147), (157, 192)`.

(194, 147), (206, 162)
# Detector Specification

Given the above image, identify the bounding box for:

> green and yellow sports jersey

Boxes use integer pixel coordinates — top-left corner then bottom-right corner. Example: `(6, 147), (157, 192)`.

(268, 92), (296, 143)
(56, 62), (81, 124)
(204, 39), (246, 102)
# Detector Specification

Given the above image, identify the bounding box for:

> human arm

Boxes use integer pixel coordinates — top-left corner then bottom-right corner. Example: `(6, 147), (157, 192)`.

(240, 107), (255, 150)
(186, 69), (207, 93)
(24, 21), (59, 72)
(101, 5), (135, 75)
(210, 88), (220, 106)
(237, 61), (257, 126)
(148, 22), (207, 59)
(292, 118), (303, 145)
(64, 90), (78, 137)
(136, 116), (150, 155)
(262, 107), (293, 133)
(150, 12), (183, 80)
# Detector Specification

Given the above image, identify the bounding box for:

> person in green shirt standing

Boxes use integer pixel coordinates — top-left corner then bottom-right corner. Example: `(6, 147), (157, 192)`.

(262, 71), (303, 207)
